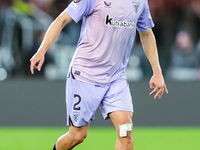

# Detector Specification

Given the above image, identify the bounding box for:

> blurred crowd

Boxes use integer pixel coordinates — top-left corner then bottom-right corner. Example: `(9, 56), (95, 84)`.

(0, 0), (200, 81)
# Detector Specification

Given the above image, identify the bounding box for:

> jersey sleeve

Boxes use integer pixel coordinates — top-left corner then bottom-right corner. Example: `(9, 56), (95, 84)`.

(65, 0), (96, 23)
(136, 0), (154, 32)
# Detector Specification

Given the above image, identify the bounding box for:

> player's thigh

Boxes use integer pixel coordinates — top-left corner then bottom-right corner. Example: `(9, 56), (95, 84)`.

(109, 111), (133, 136)
(66, 73), (108, 127)
(100, 78), (133, 120)
(109, 111), (133, 127)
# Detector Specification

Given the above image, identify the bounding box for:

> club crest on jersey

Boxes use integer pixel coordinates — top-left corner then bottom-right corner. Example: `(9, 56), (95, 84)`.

(73, 112), (80, 121)
(104, 1), (111, 7)
(132, 2), (140, 13)
(73, 0), (81, 3)
(105, 14), (135, 28)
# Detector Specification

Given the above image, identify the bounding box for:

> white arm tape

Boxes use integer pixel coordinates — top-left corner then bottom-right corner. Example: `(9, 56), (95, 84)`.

(119, 123), (132, 137)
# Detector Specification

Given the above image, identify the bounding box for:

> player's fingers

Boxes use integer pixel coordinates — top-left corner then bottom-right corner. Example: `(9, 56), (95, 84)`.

(37, 59), (44, 71)
(30, 60), (38, 74)
(154, 88), (163, 99)
(149, 82), (154, 89)
(154, 92), (159, 99)
(164, 85), (168, 93)
(158, 88), (164, 99)
(30, 59), (34, 74)
(30, 64), (35, 74)
(149, 87), (158, 95)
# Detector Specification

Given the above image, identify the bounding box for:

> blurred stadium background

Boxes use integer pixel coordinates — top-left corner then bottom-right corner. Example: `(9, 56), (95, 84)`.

(0, 0), (200, 150)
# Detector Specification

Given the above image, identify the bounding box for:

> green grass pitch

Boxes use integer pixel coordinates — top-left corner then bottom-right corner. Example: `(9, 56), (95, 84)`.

(0, 127), (200, 150)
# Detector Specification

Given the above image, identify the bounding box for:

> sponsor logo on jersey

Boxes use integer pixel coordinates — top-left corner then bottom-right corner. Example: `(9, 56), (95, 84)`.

(69, 1), (78, 10)
(132, 2), (140, 13)
(105, 14), (135, 28)
(104, 1), (111, 7)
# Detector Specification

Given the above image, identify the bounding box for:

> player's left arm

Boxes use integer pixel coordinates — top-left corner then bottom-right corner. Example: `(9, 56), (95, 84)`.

(139, 28), (168, 99)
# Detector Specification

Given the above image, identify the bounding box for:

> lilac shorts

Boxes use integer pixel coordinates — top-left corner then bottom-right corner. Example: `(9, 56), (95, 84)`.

(66, 73), (133, 127)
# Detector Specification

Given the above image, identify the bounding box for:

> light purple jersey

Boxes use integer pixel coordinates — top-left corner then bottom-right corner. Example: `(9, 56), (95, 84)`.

(65, 0), (154, 85)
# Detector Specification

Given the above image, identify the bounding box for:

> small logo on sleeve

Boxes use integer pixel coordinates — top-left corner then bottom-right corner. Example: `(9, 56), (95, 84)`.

(69, 1), (78, 10)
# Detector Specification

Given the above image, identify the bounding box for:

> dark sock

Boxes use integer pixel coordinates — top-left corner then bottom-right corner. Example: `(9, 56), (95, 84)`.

(53, 144), (56, 150)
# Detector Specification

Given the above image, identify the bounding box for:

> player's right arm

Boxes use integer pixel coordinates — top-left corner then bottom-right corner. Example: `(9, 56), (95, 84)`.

(30, 11), (73, 74)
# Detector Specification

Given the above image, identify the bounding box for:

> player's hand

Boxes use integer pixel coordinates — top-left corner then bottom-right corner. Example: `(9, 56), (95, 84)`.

(30, 52), (45, 74)
(149, 72), (168, 99)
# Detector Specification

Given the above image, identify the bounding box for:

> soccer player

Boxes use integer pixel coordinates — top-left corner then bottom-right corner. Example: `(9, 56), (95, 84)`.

(30, 0), (168, 149)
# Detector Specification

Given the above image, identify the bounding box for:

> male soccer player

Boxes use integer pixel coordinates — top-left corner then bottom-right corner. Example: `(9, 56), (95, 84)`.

(30, 0), (168, 149)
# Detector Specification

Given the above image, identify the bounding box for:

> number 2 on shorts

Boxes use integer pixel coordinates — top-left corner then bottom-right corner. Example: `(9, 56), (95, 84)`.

(73, 94), (81, 110)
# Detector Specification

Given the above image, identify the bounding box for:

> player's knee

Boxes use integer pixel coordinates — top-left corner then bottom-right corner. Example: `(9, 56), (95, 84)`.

(118, 131), (133, 148)
(74, 131), (88, 144)
(119, 123), (132, 137)
(118, 123), (133, 141)
(124, 131), (133, 142)
(56, 130), (88, 149)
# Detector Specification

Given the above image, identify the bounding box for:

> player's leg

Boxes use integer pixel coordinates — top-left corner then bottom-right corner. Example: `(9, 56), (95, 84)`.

(55, 123), (89, 150)
(99, 78), (134, 150)
(57, 71), (108, 150)
(109, 111), (133, 150)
